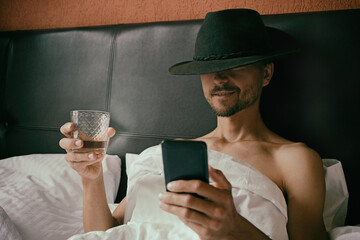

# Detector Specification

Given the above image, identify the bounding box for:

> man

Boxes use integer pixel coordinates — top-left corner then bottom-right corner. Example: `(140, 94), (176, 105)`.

(60, 9), (329, 239)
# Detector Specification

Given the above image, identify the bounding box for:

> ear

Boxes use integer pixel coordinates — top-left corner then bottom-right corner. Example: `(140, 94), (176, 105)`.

(262, 62), (274, 87)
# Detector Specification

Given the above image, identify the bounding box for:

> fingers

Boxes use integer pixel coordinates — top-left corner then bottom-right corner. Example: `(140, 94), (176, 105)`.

(59, 137), (83, 151)
(60, 122), (116, 139)
(59, 122), (77, 152)
(159, 167), (241, 239)
(159, 193), (224, 239)
(60, 122), (74, 138)
(167, 179), (230, 203)
(60, 123), (116, 152)
(159, 198), (218, 227)
(65, 153), (104, 179)
(108, 127), (116, 138)
(66, 157), (101, 168)
(65, 151), (104, 163)
(182, 221), (215, 239)
(167, 167), (231, 195)
(159, 192), (225, 221)
(208, 165), (232, 190)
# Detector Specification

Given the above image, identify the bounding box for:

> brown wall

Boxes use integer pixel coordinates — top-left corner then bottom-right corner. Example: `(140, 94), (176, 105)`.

(0, 0), (359, 31)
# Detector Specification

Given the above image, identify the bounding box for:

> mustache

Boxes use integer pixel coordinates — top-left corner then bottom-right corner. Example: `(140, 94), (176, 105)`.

(210, 85), (240, 95)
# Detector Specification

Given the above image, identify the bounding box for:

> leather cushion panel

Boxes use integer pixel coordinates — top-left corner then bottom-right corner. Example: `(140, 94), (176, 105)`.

(4, 29), (116, 128)
(110, 22), (217, 139)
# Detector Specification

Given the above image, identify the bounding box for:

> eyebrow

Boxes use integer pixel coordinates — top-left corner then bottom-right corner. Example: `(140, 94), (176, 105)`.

(231, 66), (247, 71)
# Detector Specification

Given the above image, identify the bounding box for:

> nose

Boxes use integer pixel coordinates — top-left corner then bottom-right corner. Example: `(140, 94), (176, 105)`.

(213, 71), (229, 84)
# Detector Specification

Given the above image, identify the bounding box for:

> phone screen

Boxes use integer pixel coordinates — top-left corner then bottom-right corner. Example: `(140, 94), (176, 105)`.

(161, 140), (209, 191)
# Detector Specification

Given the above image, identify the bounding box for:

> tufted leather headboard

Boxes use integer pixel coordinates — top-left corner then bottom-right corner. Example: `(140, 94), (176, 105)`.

(0, 9), (359, 225)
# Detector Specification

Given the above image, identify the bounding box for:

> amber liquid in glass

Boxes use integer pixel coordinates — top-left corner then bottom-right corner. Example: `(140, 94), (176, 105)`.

(72, 140), (107, 153)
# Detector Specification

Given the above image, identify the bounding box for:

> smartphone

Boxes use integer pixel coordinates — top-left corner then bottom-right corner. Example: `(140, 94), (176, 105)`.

(161, 139), (209, 192)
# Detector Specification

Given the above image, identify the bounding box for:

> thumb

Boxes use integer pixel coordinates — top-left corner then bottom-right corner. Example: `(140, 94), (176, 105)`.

(107, 127), (116, 138)
(208, 165), (232, 191)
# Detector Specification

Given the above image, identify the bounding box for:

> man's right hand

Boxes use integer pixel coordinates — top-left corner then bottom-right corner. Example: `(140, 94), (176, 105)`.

(59, 122), (116, 180)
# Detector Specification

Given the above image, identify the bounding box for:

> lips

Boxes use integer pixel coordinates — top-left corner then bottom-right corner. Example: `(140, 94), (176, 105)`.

(210, 85), (240, 96)
(212, 91), (235, 96)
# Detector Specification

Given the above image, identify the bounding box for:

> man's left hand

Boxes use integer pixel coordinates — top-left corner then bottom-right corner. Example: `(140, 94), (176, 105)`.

(158, 166), (268, 240)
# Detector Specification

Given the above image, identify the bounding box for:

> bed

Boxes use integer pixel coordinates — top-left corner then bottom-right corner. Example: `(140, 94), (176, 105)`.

(1, 9), (360, 239)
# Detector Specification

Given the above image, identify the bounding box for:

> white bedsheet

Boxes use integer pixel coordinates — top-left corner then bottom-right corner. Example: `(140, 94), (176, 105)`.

(70, 145), (288, 240)
(0, 148), (352, 240)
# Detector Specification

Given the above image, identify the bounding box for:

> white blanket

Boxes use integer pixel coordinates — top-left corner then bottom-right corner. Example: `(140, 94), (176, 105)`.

(69, 145), (288, 240)
(0, 149), (350, 239)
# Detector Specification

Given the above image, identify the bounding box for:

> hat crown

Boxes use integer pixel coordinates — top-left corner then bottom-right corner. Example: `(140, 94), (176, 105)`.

(194, 9), (269, 61)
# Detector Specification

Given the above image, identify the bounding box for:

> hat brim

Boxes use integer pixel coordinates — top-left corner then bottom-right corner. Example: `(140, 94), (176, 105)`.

(168, 27), (300, 75)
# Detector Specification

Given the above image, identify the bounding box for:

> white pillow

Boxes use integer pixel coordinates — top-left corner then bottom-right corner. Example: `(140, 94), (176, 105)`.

(329, 225), (360, 239)
(0, 153), (121, 240)
(0, 154), (121, 203)
(0, 206), (22, 240)
(323, 159), (349, 231)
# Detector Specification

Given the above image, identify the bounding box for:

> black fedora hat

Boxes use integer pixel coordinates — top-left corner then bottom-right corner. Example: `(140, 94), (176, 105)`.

(169, 9), (299, 75)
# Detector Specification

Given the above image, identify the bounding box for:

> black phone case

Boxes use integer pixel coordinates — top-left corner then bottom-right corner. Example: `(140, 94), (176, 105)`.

(161, 140), (209, 191)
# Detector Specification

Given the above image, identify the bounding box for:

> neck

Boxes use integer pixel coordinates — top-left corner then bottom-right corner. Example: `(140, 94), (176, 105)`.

(212, 102), (268, 143)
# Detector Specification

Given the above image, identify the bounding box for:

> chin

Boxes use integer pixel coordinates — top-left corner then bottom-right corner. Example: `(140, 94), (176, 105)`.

(212, 105), (242, 117)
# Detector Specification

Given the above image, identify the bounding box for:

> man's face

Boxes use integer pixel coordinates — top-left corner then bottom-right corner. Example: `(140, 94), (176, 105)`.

(200, 62), (272, 117)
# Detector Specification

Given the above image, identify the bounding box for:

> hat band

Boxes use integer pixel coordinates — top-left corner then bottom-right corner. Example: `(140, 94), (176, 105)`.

(193, 49), (266, 61)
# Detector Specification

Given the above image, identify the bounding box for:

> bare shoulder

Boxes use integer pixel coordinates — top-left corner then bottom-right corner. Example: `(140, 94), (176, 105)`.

(275, 142), (325, 195)
(275, 142), (322, 167)
(275, 143), (328, 239)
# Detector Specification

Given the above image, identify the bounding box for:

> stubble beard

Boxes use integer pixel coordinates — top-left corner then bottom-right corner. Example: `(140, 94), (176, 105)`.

(208, 84), (261, 117)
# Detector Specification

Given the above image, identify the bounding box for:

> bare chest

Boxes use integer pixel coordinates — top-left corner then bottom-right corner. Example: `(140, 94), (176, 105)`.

(204, 140), (285, 192)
